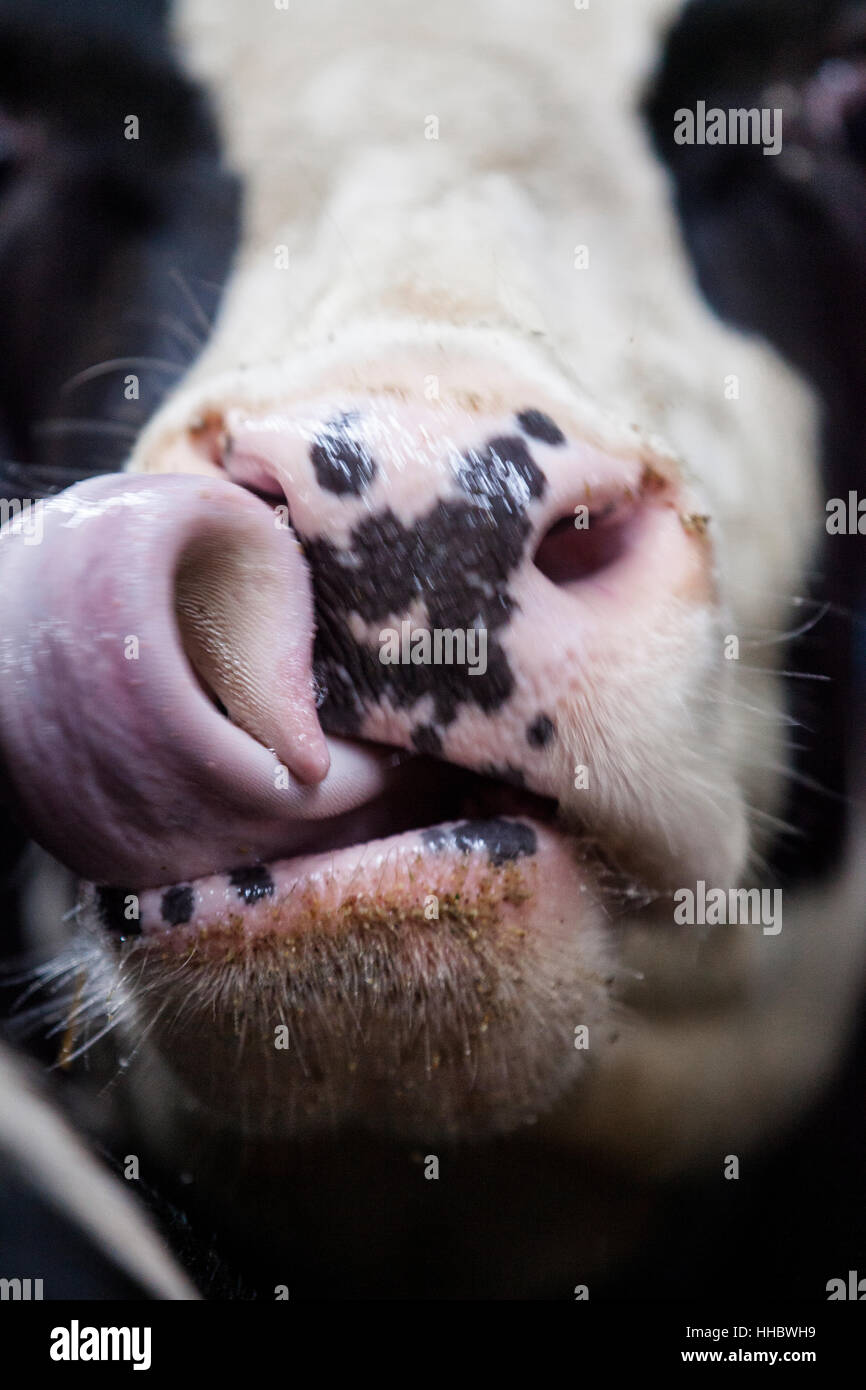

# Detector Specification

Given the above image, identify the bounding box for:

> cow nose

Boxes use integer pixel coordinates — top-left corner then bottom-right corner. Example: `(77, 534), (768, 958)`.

(212, 392), (711, 795)
(0, 384), (714, 892)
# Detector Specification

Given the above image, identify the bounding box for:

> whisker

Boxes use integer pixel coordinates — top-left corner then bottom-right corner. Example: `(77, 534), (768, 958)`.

(60, 357), (188, 394)
(736, 664), (832, 683)
(743, 802), (802, 838)
(53, 1009), (124, 1068)
(750, 760), (850, 802)
(690, 689), (806, 728)
(124, 311), (204, 360)
(32, 419), (140, 440)
(728, 585), (862, 628)
(742, 601), (832, 647)
(0, 461), (103, 497)
(169, 266), (213, 338)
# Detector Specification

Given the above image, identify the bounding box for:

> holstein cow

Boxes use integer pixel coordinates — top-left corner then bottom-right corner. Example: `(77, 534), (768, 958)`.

(0, 0), (864, 1298)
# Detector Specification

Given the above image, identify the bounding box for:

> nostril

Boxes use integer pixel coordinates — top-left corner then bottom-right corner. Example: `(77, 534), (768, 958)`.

(533, 506), (635, 585)
(187, 411), (286, 506)
(203, 419), (289, 508)
(188, 409), (230, 465)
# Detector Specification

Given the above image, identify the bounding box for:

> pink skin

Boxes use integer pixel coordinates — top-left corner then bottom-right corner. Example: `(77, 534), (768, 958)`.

(116, 818), (596, 948)
(224, 397), (664, 550)
(0, 473), (391, 887)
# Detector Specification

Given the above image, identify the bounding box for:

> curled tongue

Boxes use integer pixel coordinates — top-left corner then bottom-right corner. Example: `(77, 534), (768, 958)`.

(0, 473), (388, 888)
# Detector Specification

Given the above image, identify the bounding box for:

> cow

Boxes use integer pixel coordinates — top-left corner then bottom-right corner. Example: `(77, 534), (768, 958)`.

(0, 0), (864, 1299)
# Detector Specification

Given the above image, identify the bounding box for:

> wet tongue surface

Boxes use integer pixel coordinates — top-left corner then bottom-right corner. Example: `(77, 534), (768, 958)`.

(0, 473), (396, 887)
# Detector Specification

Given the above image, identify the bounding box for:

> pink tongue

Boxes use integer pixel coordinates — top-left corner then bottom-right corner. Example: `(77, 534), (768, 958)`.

(0, 473), (388, 888)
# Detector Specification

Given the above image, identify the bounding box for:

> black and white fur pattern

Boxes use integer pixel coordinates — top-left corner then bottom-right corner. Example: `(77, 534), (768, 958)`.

(1, 0), (865, 1299)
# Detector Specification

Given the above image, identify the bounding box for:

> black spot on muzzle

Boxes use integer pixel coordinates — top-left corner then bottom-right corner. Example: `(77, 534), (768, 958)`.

(422, 817), (538, 866)
(301, 434), (547, 738)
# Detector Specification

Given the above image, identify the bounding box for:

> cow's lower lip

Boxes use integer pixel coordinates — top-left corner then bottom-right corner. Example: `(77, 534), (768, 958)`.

(80, 766), (615, 1141)
(91, 810), (612, 1142)
(89, 813), (597, 953)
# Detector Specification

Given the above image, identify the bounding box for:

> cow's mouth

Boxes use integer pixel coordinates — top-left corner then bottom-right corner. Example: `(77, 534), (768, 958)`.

(76, 756), (617, 1141)
(86, 756), (600, 956)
